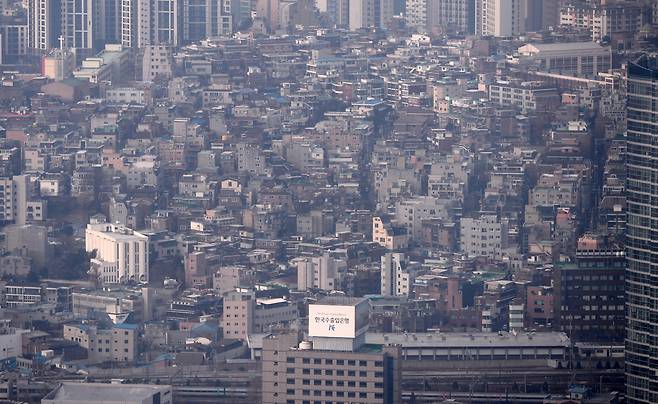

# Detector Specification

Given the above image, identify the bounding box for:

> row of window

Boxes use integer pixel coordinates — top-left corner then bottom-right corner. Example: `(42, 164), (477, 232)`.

(286, 400), (381, 404)
(285, 368), (384, 378)
(286, 358), (383, 367)
(283, 390), (383, 399)
(563, 274), (623, 281)
(286, 379), (384, 388)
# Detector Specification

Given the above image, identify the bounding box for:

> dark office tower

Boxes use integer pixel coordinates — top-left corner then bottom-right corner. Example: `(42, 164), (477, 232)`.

(524, 0), (558, 32)
(554, 243), (625, 343)
(626, 55), (658, 404)
(60, 0), (120, 55)
(182, 0), (232, 43)
(101, 0), (121, 43)
(183, 0), (207, 41)
(231, 0), (251, 29)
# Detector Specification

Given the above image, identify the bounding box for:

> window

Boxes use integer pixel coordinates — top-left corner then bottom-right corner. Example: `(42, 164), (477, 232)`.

(287, 379), (295, 385)
(325, 370), (333, 375)
(302, 358), (310, 364)
(359, 360), (367, 366)
(286, 368), (295, 374)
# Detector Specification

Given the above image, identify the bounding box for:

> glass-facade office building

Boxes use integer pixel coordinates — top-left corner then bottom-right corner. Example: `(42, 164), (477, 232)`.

(626, 55), (658, 403)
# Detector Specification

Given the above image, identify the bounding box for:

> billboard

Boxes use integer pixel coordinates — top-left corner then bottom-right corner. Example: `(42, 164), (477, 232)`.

(309, 304), (356, 338)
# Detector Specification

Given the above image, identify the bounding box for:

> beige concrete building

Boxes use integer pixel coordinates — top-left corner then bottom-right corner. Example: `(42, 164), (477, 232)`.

(222, 290), (298, 340)
(295, 253), (346, 292)
(380, 252), (420, 297)
(43, 382), (172, 404)
(476, 0), (525, 37)
(72, 290), (145, 323)
(42, 50), (75, 81)
(63, 322), (139, 363)
(559, 1), (645, 49)
(460, 214), (507, 259)
(0, 175), (47, 225)
(262, 297), (402, 404)
(72, 44), (131, 84)
(488, 80), (560, 112)
(141, 45), (173, 81)
(348, 0), (394, 30)
(4, 224), (50, 269)
(406, 0), (471, 33)
(372, 216), (408, 250)
(517, 41), (611, 78)
(213, 266), (243, 295)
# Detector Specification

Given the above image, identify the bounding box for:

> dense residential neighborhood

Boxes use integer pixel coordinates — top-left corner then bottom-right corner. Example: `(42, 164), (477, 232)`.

(0, 0), (655, 402)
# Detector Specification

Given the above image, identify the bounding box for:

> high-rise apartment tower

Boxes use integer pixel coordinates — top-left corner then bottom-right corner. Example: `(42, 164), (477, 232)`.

(626, 55), (658, 403)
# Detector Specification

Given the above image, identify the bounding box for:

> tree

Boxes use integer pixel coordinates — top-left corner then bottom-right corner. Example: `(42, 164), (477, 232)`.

(237, 17), (254, 31)
(26, 269), (40, 283)
(47, 248), (93, 280)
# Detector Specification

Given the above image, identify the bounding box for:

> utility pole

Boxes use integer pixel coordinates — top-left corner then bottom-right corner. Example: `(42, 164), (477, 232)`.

(599, 375), (603, 394)
(469, 375), (473, 403)
(569, 325), (576, 386)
